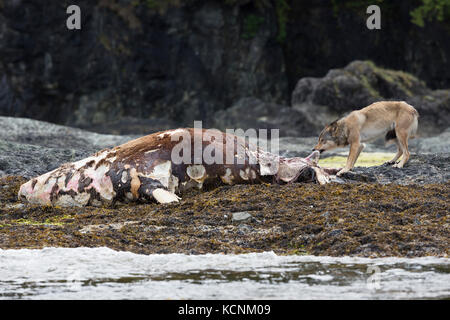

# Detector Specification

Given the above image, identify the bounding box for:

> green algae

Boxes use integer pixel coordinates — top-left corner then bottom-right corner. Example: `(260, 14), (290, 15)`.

(11, 214), (75, 227)
(319, 152), (396, 168)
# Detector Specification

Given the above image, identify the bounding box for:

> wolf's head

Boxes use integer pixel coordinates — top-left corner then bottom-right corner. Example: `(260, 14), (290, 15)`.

(313, 120), (348, 153)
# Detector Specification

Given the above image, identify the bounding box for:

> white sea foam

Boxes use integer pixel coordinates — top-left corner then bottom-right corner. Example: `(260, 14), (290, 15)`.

(0, 247), (448, 299)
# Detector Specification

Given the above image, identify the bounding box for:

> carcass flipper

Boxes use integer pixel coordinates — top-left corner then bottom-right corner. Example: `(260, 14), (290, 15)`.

(152, 188), (181, 204)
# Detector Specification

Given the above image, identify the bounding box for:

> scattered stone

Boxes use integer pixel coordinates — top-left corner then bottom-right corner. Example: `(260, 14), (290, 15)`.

(79, 221), (139, 234)
(328, 229), (343, 237)
(237, 224), (253, 234)
(232, 211), (253, 223)
(5, 203), (25, 210)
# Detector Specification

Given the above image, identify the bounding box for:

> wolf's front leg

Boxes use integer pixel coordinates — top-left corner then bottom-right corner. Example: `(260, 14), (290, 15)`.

(337, 143), (364, 176)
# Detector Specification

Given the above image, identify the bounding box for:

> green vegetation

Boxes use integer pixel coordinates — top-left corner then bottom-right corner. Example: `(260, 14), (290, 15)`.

(331, 0), (385, 17)
(132, 0), (290, 43)
(330, 0), (449, 27)
(275, 0), (290, 43)
(239, 0), (290, 43)
(242, 14), (265, 39)
(137, 0), (182, 13)
(410, 0), (450, 27)
(12, 215), (75, 227)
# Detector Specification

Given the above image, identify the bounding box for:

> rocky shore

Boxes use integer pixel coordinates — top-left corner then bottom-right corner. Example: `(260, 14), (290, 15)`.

(0, 176), (448, 257)
(0, 117), (448, 257)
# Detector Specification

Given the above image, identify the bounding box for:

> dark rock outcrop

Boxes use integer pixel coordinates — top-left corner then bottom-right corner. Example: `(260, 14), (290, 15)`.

(0, 1), (449, 135)
(0, 0), (288, 131)
(285, 0), (450, 91)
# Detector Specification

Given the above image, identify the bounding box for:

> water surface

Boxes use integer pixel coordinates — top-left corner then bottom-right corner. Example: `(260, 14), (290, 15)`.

(0, 247), (448, 299)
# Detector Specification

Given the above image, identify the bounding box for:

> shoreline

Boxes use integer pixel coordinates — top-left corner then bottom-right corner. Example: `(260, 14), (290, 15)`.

(1, 175), (448, 258)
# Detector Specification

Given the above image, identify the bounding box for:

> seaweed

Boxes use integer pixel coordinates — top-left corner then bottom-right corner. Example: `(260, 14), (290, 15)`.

(0, 175), (448, 257)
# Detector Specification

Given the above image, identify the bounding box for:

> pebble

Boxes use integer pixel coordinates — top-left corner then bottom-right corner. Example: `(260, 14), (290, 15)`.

(237, 224), (253, 234)
(329, 229), (343, 237)
(232, 211), (253, 222)
(321, 211), (330, 218)
(5, 203), (25, 210)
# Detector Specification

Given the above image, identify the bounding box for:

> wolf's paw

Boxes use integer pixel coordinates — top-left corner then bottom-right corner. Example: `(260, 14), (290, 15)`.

(392, 163), (404, 168)
(336, 168), (350, 176)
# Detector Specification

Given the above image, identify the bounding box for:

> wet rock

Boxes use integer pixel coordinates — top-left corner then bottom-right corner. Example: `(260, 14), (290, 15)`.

(79, 221), (139, 234)
(340, 153), (450, 185)
(328, 229), (343, 237)
(409, 128), (450, 154)
(0, 117), (135, 150)
(237, 224), (253, 235)
(4, 203), (25, 210)
(0, 116), (135, 178)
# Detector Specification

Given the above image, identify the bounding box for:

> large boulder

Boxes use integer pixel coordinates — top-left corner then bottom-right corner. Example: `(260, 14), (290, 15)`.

(292, 61), (450, 136)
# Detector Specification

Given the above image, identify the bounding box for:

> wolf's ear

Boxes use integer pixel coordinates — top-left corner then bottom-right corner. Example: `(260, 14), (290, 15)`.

(328, 120), (339, 133)
(328, 119), (339, 127)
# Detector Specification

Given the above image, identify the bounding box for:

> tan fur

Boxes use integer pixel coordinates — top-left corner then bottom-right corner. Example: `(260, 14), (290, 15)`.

(313, 101), (419, 176)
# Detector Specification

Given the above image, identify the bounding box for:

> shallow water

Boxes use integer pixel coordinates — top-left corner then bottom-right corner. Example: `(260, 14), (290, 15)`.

(0, 247), (449, 299)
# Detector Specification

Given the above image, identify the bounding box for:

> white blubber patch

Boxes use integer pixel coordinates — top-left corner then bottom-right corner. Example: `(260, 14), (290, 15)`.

(83, 163), (116, 202)
(152, 188), (180, 204)
(145, 149), (160, 154)
(73, 155), (97, 170)
(72, 150), (115, 170)
(186, 165), (207, 182)
(239, 168), (251, 180)
(158, 129), (187, 139)
(141, 160), (172, 188)
(121, 171), (128, 184)
(259, 160), (278, 176)
(168, 175), (179, 194)
(220, 168), (234, 185)
(54, 193), (90, 207)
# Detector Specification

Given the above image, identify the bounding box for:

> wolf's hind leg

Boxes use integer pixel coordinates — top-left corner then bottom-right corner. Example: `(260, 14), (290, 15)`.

(393, 111), (416, 168)
(385, 139), (403, 165)
(392, 131), (410, 168)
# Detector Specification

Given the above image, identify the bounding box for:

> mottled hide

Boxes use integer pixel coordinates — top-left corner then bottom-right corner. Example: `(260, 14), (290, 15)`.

(18, 129), (339, 206)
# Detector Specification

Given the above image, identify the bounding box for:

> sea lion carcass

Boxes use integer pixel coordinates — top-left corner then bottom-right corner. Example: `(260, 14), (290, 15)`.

(18, 128), (338, 206)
